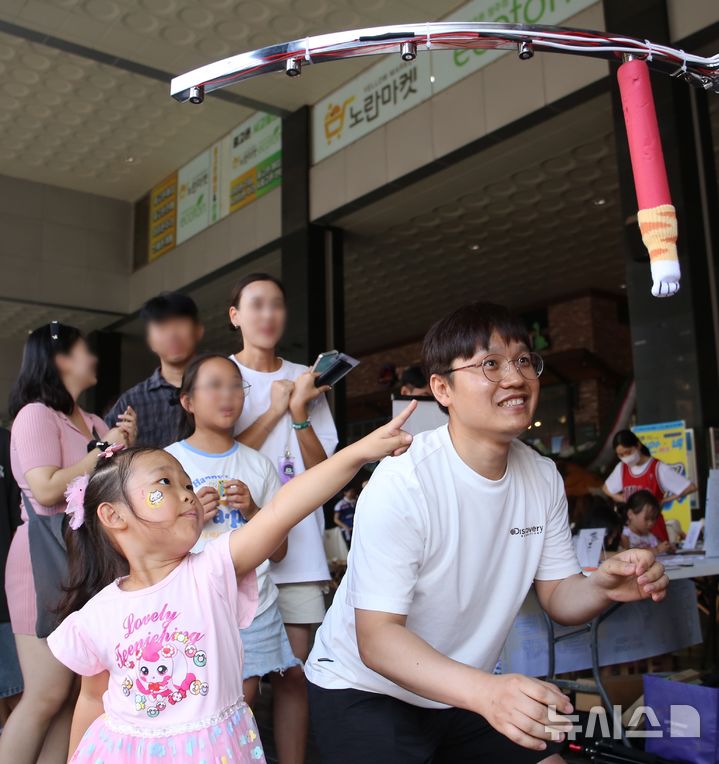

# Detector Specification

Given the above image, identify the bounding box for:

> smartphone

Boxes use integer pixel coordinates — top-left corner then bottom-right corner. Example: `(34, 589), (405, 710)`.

(312, 350), (359, 388)
(313, 350), (340, 376)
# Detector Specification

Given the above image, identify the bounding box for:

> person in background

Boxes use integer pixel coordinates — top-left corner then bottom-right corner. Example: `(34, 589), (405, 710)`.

(0, 427), (22, 731)
(400, 365), (432, 397)
(333, 486), (358, 547)
(603, 429), (696, 543)
(166, 354), (300, 716)
(573, 495), (623, 553)
(619, 490), (673, 553)
(106, 292), (204, 448)
(229, 273), (338, 764)
(1, 323), (135, 764)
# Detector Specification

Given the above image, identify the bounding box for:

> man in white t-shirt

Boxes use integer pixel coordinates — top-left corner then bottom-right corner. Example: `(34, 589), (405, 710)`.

(305, 302), (669, 763)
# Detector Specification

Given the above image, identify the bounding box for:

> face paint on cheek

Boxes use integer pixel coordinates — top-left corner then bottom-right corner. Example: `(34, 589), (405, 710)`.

(145, 490), (165, 509)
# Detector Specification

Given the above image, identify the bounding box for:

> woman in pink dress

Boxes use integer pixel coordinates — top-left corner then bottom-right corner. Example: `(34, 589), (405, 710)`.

(0, 323), (136, 764)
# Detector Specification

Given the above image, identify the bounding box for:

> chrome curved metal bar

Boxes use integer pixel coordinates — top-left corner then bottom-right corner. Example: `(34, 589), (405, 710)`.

(170, 22), (719, 104)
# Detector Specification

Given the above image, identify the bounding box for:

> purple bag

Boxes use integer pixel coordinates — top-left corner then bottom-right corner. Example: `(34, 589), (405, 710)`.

(644, 674), (719, 763)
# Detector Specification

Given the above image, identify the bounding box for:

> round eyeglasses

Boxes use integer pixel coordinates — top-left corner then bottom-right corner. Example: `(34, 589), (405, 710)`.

(441, 352), (544, 383)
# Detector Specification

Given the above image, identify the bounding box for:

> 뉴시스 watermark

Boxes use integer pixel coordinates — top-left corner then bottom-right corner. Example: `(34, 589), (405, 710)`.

(546, 703), (701, 740)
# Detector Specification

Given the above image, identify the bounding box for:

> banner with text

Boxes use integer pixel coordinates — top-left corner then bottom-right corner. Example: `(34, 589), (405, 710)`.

(148, 172), (177, 261)
(227, 112), (282, 213)
(177, 150), (210, 245)
(632, 420), (692, 531)
(311, 0), (598, 162)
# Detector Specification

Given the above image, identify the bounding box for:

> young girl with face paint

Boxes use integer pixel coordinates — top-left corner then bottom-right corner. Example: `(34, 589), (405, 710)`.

(46, 404), (415, 763)
(165, 354), (298, 714)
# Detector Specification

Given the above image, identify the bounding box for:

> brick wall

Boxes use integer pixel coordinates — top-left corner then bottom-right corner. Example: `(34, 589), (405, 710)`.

(546, 292), (631, 434)
(590, 294), (632, 376)
(547, 293), (631, 375)
(547, 295), (594, 354)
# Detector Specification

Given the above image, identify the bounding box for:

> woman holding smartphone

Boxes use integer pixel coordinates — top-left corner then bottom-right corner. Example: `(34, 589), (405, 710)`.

(228, 273), (337, 764)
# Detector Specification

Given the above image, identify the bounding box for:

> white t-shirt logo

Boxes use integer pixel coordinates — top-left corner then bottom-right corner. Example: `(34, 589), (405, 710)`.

(510, 525), (544, 538)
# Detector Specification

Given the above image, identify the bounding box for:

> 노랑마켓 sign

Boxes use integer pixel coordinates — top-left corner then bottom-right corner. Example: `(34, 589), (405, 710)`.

(311, 0), (598, 163)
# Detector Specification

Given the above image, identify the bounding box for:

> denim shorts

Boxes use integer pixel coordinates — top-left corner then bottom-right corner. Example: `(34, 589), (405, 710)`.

(0, 623), (23, 698)
(240, 600), (302, 680)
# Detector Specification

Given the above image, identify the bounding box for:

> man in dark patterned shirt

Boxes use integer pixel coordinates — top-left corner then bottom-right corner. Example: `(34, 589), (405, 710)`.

(106, 292), (204, 447)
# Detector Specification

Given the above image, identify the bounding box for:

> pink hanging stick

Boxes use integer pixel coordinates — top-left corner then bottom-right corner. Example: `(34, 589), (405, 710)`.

(617, 58), (681, 297)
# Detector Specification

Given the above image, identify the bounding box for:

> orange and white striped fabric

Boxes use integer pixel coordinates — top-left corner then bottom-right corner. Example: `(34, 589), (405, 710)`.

(637, 204), (681, 297)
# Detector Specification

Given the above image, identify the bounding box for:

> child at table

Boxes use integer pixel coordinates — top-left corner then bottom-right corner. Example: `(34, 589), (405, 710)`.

(46, 407), (415, 762)
(574, 495), (623, 554)
(620, 490), (673, 554)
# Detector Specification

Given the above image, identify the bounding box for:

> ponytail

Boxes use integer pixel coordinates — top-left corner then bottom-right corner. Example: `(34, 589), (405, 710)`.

(58, 513), (128, 620)
(56, 447), (156, 620)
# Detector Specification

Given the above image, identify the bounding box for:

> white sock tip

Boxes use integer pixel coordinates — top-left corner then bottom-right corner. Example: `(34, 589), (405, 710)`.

(650, 260), (681, 298)
(651, 279), (681, 298)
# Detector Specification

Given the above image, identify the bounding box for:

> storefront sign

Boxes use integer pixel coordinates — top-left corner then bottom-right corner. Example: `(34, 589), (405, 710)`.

(148, 172), (177, 261)
(315, 56), (430, 162)
(311, 0), (598, 162)
(632, 420), (692, 531)
(145, 111), (280, 261)
(227, 112), (282, 213)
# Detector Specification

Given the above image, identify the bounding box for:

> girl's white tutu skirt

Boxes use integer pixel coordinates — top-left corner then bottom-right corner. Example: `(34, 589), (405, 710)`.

(71, 701), (266, 763)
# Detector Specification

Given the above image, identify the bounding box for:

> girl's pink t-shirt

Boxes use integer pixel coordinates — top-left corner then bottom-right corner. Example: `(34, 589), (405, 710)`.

(48, 533), (257, 734)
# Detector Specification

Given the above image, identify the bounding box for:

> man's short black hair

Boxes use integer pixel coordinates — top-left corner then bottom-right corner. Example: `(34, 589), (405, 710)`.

(140, 292), (199, 325)
(422, 302), (532, 414)
(400, 365), (428, 390)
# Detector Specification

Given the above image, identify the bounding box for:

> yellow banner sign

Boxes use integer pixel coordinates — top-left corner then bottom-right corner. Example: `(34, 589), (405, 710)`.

(148, 172), (177, 262)
(632, 420), (692, 531)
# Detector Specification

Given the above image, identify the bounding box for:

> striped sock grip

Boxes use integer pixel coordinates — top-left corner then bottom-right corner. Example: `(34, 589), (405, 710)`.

(637, 204), (681, 297)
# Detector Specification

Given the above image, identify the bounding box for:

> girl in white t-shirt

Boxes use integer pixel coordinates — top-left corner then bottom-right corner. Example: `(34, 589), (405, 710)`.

(165, 354), (300, 717)
(620, 490), (673, 553)
(228, 273), (338, 763)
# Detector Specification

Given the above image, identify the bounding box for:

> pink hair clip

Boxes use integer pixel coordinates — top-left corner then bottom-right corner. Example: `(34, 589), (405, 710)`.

(64, 474), (89, 530)
(99, 443), (126, 459)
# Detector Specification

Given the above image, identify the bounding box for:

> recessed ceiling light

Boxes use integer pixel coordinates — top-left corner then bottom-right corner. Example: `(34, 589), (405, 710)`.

(124, 156), (135, 164)
(619, 283), (627, 290)
(430, 75), (436, 83)
(469, 244), (480, 251)
(593, 197), (607, 206)
(534, 420), (542, 428)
